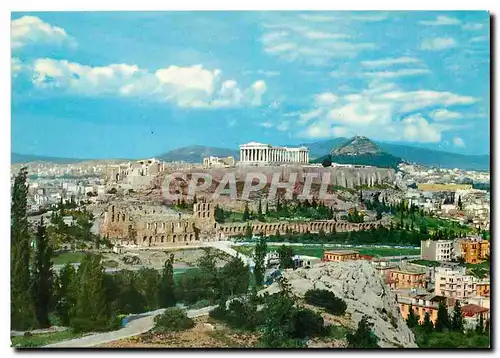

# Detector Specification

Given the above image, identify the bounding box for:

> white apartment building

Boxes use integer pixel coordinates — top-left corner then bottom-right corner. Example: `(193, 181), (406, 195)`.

(434, 266), (490, 300)
(421, 239), (455, 262)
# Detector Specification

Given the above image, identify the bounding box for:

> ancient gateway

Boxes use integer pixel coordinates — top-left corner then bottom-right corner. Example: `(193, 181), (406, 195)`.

(239, 142), (309, 165)
(101, 199), (382, 248)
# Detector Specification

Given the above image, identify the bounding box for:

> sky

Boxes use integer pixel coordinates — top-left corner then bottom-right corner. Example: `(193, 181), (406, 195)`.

(11, 11), (490, 159)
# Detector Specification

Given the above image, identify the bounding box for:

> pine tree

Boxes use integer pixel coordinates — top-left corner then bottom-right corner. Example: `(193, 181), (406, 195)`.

(451, 300), (464, 332)
(258, 199), (262, 216)
(157, 254), (176, 308)
(457, 195), (462, 211)
(54, 262), (77, 326)
(265, 201), (269, 215)
(254, 236), (267, 286)
(243, 202), (250, 221)
(347, 315), (379, 348)
(31, 218), (54, 328)
(475, 313), (484, 335)
(421, 311), (434, 334)
(245, 224), (253, 240)
(278, 245), (294, 270)
(11, 167), (36, 330)
(406, 304), (419, 328)
(70, 254), (116, 332)
(435, 301), (450, 332)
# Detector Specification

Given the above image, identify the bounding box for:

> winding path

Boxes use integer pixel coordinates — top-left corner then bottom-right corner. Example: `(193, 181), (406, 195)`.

(44, 305), (216, 348)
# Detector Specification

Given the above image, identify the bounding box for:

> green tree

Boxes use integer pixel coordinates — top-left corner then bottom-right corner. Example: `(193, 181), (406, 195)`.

(70, 254), (117, 332)
(31, 218), (54, 328)
(321, 156), (332, 167)
(475, 313), (484, 335)
(254, 235), (267, 286)
(218, 255), (249, 298)
(406, 304), (419, 328)
(451, 300), (464, 332)
(242, 202), (250, 221)
(347, 315), (379, 348)
(421, 311), (434, 334)
(244, 224), (253, 240)
(435, 301), (450, 332)
(54, 263), (77, 326)
(157, 253), (176, 308)
(11, 167), (36, 330)
(136, 267), (161, 310)
(278, 245), (294, 270)
(154, 307), (194, 333)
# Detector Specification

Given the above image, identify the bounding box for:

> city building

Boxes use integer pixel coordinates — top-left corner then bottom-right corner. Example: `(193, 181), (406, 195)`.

(239, 142), (309, 166)
(386, 268), (427, 290)
(322, 250), (360, 262)
(397, 292), (456, 325)
(203, 156), (236, 168)
(421, 239), (454, 262)
(434, 266), (490, 299)
(457, 237), (490, 264)
(461, 304), (490, 330)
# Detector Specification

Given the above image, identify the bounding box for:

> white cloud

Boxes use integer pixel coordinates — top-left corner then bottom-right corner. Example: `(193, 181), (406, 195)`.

(296, 81), (478, 143)
(360, 57), (421, 68)
(430, 109), (463, 121)
(401, 115), (441, 142)
(11, 57), (24, 77)
(298, 13), (387, 23)
(462, 23), (485, 31)
(11, 16), (75, 50)
(23, 58), (266, 109)
(259, 121), (274, 128)
(470, 36), (488, 43)
(276, 121), (290, 132)
(420, 16), (460, 26)
(260, 15), (377, 65)
(421, 37), (457, 51)
(303, 31), (350, 40)
(453, 136), (465, 147)
(363, 68), (430, 79)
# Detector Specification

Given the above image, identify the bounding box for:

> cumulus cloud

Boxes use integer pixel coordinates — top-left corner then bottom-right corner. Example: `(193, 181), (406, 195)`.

(259, 121), (274, 128)
(296, 81), (478, 143)
(462, 23), (485, 31)
(453, 136), (465, 147)
(430, 109), (463, 121)
(420, 16), (460, 26)
(360, 57), (421, 68)
(21, 58), (266, 109)
(421, 37), (457, 51)
(11, 15), (75, 50)
(401, 115), (441, 142)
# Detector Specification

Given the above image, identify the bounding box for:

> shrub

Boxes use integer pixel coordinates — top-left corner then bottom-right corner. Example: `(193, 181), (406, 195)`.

(153, 307), (194, 333)
(291, 308), (326, 338)
(304, 289), (347, 316)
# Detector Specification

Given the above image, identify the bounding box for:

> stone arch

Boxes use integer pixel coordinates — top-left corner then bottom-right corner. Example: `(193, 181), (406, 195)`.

(161, 235), (165, 243)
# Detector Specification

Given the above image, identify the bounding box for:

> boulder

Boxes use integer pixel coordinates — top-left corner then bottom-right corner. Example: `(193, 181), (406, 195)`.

(260, 260), (417, 348)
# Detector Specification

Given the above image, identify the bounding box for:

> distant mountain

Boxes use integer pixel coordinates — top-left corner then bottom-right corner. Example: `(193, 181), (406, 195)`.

(157, 145), (238, 163)
(11, 153), (88, 164)
(331, 136), (383, 156)
(375, 143), (490, 172)
(311, 136), (403, 170)
(304, 138), (489, 171)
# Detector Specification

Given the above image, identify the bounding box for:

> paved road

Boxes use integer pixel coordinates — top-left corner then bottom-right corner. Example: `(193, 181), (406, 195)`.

(233, 242), (419, 250)
(204, 241), (255, 268)
(44, 305), (216, 348)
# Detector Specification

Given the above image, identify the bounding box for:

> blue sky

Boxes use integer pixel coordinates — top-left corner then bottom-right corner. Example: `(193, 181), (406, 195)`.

(11, 11), (490, 159)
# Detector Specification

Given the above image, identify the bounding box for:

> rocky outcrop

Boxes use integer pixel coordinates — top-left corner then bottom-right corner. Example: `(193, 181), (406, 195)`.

(260, 260), (418, 348)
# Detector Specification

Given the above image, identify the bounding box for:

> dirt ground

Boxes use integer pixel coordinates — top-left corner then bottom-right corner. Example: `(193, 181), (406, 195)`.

(97, 316), (259, 348)
(101, 247), (230, 270)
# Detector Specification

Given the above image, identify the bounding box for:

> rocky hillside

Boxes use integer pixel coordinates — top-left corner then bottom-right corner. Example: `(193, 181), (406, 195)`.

(331, 136), (383, 156)
(261, 260), (417, 348)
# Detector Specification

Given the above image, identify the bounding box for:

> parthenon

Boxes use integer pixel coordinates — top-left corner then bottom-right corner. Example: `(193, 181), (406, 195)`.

(239, 142), (309, 165)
